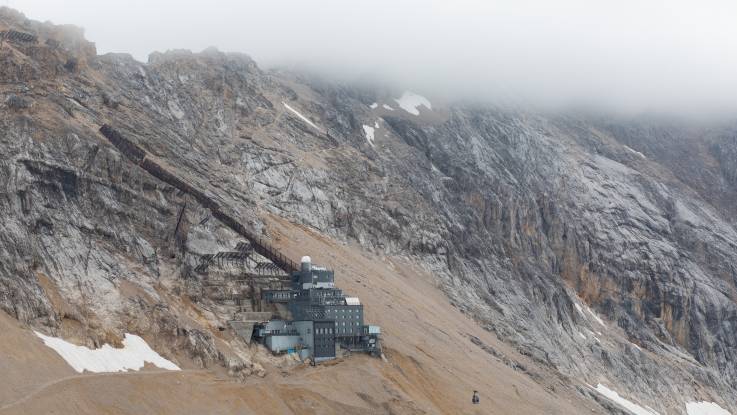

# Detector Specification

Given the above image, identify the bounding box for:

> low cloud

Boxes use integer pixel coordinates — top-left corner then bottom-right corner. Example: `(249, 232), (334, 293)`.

(7, 0), (737, 116)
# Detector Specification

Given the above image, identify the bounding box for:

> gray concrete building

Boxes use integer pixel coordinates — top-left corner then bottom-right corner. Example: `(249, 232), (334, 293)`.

(255, 256), (381, 362)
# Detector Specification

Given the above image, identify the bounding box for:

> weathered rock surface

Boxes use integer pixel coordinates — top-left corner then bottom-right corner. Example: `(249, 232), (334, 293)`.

(1, 7), (736, 414)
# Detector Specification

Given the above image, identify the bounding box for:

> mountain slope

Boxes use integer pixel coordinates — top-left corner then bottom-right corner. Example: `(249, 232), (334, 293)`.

(1, 7), (736, 414)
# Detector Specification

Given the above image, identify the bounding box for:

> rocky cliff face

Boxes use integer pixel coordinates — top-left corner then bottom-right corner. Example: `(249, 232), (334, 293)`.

(1, 8), (736, 414)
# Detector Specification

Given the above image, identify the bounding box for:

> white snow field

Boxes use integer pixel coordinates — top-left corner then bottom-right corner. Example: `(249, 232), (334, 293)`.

(586, 307), (606, 327)
(382, 104), (394, 111)
(369, 102), (378, 109)
(283, 102), (321, 131)
(625, 145), (647, 159)
(362, 124), (375, 146)
(575, 301), (606, 328)
(593, 384), (660, 415)
(394, 92), (431, 115)
(35, 331), (180, 373)
(686, 401), (732, 415)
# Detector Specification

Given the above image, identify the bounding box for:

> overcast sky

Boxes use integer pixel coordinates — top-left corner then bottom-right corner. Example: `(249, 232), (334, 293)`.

(4, 0), (737, 116)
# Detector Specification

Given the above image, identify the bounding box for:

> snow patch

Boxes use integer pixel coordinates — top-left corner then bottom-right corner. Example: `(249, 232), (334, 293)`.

(369, 102), (378, 109)
(625, 145), (647, 159)
(575, 298), (606, 328)
(215, 109), (228, 133)
(167, 100), (185, 120)
(686, 401), (731, 415)
(593, 384), (660, 415)
(675, 200), (704, 227)
(382, 104), (395, 111)
(362, 124), (375, 146)
(587, 307), (606, 327)
(394, 91), (432, 115)
(283, 102), (320, 131)
(584, 329), (601, 343)
(35, 331), (180, 373)
(374, 121), (380, 128)
(577, 331), (587, 340)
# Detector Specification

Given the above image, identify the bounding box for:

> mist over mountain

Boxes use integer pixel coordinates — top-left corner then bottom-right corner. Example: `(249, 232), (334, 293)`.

(7, 0), (737, 116)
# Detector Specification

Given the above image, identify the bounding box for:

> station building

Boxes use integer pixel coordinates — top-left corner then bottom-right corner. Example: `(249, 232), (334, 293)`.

(255, 256), (380, 362)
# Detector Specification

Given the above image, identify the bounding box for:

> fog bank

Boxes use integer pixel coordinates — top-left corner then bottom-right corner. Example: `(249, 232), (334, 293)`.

(6, 0), (737, 116)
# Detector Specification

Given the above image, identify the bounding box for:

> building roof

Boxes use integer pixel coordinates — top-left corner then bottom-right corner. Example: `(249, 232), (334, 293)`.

(345, 297), (361, 306)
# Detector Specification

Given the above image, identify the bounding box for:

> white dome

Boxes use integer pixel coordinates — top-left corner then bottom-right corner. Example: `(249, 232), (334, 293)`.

(301, 256), (312, 264)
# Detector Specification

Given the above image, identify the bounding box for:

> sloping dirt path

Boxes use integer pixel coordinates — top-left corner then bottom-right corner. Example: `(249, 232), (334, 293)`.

(0, 370), (204, 412)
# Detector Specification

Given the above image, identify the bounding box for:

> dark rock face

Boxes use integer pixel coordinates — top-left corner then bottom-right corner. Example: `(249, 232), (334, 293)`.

(1, 7), (736, 413)
(5, 94), (31, 109)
